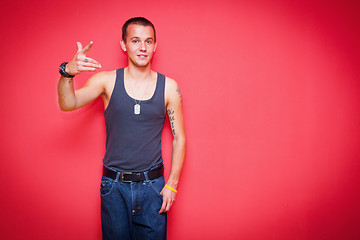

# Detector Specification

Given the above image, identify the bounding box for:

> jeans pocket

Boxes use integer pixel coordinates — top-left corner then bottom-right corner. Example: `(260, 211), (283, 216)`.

(149, 176), (165, 199)
(100, 176), (114, 197)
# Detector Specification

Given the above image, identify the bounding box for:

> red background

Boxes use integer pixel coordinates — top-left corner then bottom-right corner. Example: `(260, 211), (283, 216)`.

(1, 0), (360, 239)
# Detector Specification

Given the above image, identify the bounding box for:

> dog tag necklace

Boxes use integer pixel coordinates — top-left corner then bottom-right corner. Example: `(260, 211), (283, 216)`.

(129, 77), (151, 115)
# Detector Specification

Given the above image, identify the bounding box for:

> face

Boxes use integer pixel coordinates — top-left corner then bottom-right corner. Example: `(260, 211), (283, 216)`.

(120, 24), (157, 68)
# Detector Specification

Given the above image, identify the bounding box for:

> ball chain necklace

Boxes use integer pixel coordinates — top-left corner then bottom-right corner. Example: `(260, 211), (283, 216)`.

(128, 76), (152, 115)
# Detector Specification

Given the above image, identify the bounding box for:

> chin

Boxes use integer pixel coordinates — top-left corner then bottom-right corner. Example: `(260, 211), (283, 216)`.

(129, 58), (151, 68)
(134, 61), (150, 68)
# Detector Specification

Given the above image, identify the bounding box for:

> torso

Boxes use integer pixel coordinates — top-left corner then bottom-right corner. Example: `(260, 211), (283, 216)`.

(102, 68), (167, 171)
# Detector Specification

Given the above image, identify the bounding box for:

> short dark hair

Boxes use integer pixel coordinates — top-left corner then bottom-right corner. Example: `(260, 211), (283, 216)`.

(122, 17), (156, 43)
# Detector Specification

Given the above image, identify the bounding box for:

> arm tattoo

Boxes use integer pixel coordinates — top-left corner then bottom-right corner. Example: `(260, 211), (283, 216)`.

(167, 109), (176, 135)
(176, 87), (182, 103)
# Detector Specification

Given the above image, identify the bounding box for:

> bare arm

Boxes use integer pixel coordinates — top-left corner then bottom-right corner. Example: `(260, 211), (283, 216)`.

(159, 77), (186, 214)
(57, 41), (102, 111)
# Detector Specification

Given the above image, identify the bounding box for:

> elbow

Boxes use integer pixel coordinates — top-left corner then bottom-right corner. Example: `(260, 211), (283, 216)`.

(58, 102), (76, 111)
(59, 106), (74, 111)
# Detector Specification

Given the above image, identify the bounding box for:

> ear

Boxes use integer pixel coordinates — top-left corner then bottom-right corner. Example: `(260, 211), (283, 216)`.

(120, 40), (127, 52)
(153, 42), (157, 52)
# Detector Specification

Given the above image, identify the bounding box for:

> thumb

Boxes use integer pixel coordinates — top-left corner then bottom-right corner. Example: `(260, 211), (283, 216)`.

(76, 42), (83, 53)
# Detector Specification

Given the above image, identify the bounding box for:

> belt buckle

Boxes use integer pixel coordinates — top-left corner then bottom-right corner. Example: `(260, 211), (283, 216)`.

(120, 172), (133, 183)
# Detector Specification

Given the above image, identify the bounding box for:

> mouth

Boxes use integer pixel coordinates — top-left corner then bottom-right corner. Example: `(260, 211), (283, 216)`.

(137, 54), (148, 59)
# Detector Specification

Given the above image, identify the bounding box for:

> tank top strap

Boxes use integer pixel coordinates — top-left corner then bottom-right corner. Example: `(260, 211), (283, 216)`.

(152, 72), (165, 103)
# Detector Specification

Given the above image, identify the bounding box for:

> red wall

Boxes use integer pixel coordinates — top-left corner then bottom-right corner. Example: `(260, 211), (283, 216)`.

(1, 0), (360, 239)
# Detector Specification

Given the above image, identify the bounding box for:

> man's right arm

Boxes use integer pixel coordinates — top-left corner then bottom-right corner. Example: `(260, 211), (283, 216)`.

(57, 41), (102, 111)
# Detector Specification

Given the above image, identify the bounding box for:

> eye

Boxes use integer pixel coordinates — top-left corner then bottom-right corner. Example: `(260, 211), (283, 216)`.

(146, 40), (152, 44)
(132, 40), (139, 43)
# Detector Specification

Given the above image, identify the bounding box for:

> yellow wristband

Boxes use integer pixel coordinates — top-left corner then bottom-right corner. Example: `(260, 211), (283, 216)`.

(165, 184), (178, 193)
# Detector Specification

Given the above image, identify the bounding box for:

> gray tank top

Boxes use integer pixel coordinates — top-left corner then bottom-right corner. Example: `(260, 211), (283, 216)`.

(103, 68), (166, 171)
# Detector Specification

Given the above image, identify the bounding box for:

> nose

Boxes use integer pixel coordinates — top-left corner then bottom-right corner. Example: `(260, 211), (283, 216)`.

(140, 41), (146, 51)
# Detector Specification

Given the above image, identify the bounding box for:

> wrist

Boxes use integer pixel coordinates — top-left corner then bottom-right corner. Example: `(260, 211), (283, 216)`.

(166, 179), (179, 189)
(65, 63), (76, 76)
(165, 184), (178, 193)
(59, 62), (75, 78)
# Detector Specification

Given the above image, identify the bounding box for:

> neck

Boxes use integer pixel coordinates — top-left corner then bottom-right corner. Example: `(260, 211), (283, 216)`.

(126, 63), (152, 82)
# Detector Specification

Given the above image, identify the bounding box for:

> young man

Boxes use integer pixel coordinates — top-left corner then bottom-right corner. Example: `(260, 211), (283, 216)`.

(57, 17), (186, 240)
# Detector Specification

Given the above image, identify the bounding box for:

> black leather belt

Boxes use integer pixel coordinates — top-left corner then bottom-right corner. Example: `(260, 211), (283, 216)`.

(103, 165), (164, 183)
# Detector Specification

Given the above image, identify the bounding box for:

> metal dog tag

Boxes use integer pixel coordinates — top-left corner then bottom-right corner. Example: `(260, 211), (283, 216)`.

(134, 104), (140, 115)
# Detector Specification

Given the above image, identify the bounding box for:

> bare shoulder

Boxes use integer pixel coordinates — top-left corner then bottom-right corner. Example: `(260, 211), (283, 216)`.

(165, 76), (182, 105)
(165, 76), (181, 97)
(165, 76), (178, 91)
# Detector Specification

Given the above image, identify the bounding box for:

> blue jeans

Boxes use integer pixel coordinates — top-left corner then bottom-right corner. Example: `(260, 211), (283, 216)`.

(100, 166), (167, 240)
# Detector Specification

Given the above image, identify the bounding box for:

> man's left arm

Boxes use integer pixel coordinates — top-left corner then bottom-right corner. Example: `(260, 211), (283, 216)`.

(159, 77), (186, 214)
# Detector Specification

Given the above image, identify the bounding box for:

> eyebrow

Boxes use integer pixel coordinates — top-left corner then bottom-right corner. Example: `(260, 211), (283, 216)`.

(130, 37), (154, 41)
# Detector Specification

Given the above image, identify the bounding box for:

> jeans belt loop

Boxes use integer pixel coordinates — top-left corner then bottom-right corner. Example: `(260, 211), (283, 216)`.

(144, 171), (149, 182)
(115, 172), (121, 183)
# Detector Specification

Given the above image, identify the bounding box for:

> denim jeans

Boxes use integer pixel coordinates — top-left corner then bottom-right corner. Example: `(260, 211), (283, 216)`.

(100, 166), (167, 240)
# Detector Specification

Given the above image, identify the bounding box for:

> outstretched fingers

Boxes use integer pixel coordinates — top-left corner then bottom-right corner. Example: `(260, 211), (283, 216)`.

(82, 41), (93, 54)
(68, 41), (101, 75)
(78, 66), (99, 72)
(78, 58), (101, 71)
(76, 42), (83, 53)
(81, 57), (102, 68)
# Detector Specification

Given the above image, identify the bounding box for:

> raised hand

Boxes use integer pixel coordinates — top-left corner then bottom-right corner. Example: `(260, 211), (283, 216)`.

(65, 41), (102, 76)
